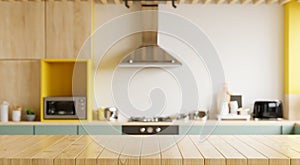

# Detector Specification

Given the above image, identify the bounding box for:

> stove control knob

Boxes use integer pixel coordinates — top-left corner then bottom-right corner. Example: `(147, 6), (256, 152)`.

(140, 127), (146, 133)
(147, 127), (154, 133)
(156, 127), (161, 133)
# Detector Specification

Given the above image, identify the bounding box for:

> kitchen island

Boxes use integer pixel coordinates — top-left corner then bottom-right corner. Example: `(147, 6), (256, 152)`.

(0, 135), (299, 165)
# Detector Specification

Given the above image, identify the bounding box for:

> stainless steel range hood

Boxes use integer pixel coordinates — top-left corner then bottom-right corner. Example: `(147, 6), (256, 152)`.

(119, 5), (182, 67)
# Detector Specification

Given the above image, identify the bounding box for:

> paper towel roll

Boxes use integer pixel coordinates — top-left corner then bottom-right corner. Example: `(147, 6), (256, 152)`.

(1, 101), (9, 122)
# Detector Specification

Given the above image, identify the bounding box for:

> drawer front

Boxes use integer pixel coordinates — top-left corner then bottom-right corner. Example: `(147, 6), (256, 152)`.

(0, 126), (34, 135)
(35, 125), (77, 135)
(78, 125), (121, 135)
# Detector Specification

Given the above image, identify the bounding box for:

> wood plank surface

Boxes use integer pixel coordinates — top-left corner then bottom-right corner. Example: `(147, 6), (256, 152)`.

(54, 136), (93, 165)
(1, 135), (300, 165)
(140, 136), (161, 165)
(176, 136), (204, 165)
(236, 135), (290, 165)
(207, 136), (247, 165)
(97, 136), (126, 165)
(190, 136), (226, 165)
(221, 135), (268, 165)
(9, 136), (64, 165)
(159, 136), (182, 165)
(119, 136), (142, 165)
(76, 136), (105, 165)
(32, 136), (82, 165)
(0, 136), (57, 165)
(251, 135), (300, 165)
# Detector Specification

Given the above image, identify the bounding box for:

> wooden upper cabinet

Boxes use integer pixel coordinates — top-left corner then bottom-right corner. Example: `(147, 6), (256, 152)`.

(0, 1), (45, 59)
(46, 0), (92, 59)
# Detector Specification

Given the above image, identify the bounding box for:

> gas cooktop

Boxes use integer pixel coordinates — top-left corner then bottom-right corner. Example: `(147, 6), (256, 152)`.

(128, 116), (172, 122)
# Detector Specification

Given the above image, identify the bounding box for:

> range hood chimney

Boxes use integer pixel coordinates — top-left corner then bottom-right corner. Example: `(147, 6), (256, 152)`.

(119, 4), (182, 67)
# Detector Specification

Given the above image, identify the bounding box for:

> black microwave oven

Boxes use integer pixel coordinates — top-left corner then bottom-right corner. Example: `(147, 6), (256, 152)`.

(44, 97), (86, 120)
(253, 100), (283, 119)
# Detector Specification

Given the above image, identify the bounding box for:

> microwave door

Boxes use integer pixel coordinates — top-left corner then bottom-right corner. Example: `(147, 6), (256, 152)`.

(46, 101), (76, 115)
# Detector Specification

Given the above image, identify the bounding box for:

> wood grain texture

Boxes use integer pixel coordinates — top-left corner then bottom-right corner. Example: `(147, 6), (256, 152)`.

(119, 136), (142, 165)
(207, 136), (247, 165)
(250, 135), (300, 165)
(140, 136), (161, 165)
(32, 136), (82, 165)
(2, 135), (300, 165)
(221, 136), (268, 165)
(0, 61), (40, 121)
(190, 136), (226, 165)
(76, 140), (104, 165)
(97, 136), (126, 165)
(237, 135), (290, 165)
(46, 0), (91, 59)
(0, 1), (45, 59)
(176, 136), (204, 165)
(10, 136), (63, 165)
(159, 136), (182, 165)
(54, 136), (93, 165)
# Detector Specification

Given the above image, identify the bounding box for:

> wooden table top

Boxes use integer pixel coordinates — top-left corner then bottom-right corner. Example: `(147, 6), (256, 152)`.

(0, 135), (299, 165)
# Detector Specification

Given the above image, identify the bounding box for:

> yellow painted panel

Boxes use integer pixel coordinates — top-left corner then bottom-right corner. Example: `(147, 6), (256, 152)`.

(284, 0), (300, 94)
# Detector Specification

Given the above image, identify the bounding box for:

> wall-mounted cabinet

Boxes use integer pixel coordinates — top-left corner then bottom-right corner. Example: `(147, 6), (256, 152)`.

(0, 1), (45, 59)
(40, 59), (93, 122)
(46, 0), (92, 59)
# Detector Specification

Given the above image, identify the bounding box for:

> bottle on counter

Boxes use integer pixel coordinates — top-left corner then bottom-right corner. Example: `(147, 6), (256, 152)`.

(218, 83), (231, 115)
(0, 101), (9, 122)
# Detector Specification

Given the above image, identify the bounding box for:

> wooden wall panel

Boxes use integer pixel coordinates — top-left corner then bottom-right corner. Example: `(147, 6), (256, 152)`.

(0, 60), (40, 121)
(46, 0), (92, 59)
(0, 1), (45, 59)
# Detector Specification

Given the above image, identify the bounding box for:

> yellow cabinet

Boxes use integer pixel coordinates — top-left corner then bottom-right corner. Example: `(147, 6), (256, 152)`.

(0, 1), (45, 59)
(46, 0), (92, 59)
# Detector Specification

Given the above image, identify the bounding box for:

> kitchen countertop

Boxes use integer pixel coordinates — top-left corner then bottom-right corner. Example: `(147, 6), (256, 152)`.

(0, 135), (299, 165)
(0, 120), (297, 126)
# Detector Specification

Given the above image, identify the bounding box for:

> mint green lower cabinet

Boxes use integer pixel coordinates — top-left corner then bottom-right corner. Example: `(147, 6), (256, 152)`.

(281, 125), (295, 134)
(180, 125), (282, 135)
(294, 125), (300, 134)
(35, 125), (77, 135)
(78, 125), (121, 135)
(0, 126), (34, 135)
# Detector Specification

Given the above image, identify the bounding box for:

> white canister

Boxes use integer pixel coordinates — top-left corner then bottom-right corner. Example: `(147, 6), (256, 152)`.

(0, 101), (9, 122)
(12, 110), (21, 122)
(220, 101), (229, 115)
(230, 101), (239, 114)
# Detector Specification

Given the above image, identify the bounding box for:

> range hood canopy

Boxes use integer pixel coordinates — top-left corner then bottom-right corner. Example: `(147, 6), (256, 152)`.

(119, 45), (181, 67)
(119, 5), (182, 68)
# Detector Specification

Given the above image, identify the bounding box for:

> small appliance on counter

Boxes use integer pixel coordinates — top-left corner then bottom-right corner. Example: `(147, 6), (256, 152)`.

(44, 96), (86, 120)
(253, 100), (283, 120)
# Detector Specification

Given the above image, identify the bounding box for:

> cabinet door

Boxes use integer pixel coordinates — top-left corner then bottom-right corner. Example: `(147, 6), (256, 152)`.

(0, 1), (45, 59)
(78, 125), (122, 135)
(46, 0), (91, 59)
(0, 126), (34, 135)
(35, 125), (77, 135)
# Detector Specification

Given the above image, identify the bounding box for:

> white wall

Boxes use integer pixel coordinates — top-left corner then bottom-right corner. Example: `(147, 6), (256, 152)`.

(159, 4), (284, 111)
(93, 4), (283, 119)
